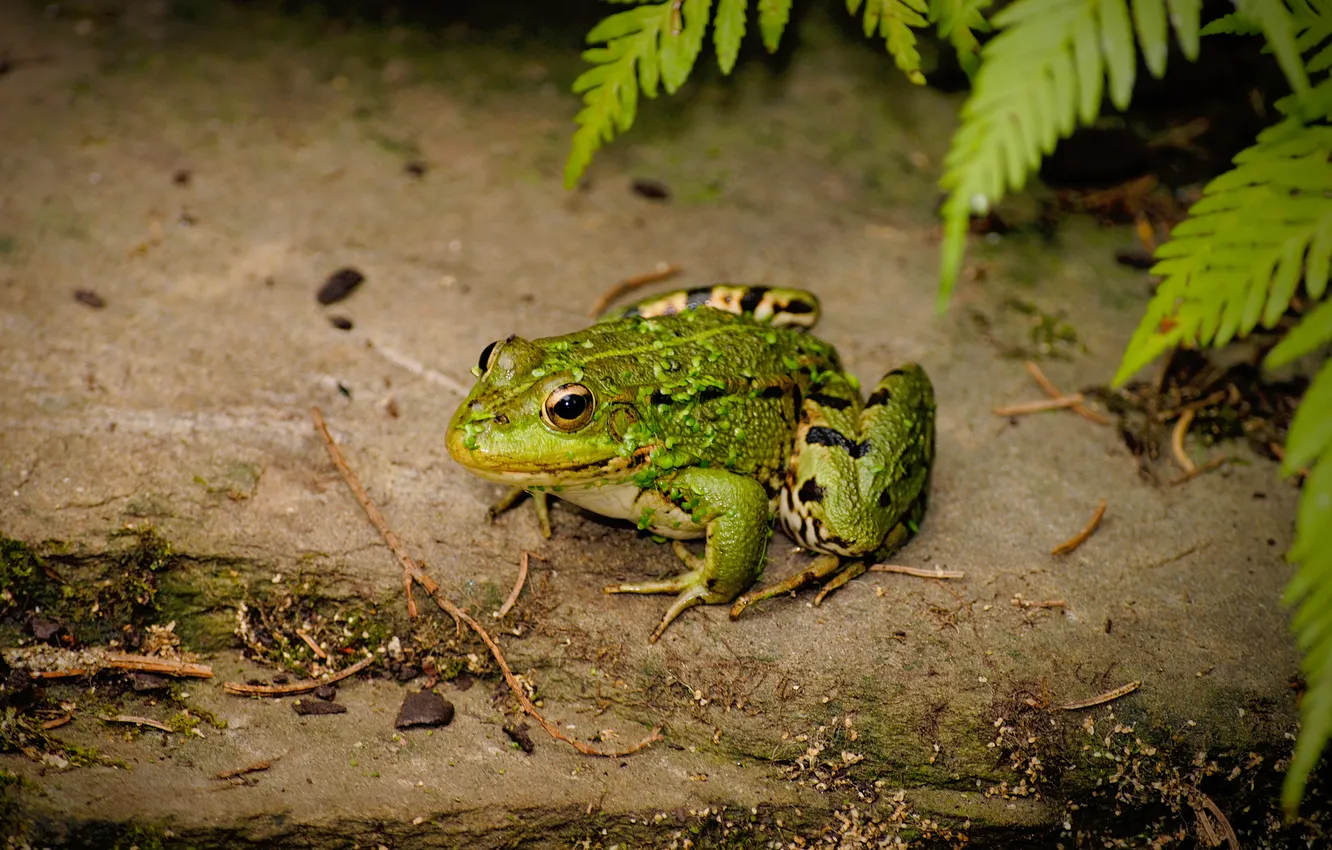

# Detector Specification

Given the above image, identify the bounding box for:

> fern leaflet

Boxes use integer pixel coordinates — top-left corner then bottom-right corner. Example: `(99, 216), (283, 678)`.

(849, 0), (931, 83)
(937, 0), (1187, 308)
(564, 1), (712, 189)
(715, 0), (748, 74)
(1114, 126), (1332, 383)
(930, 0), (993, 75)
(758, 0), (792, 52)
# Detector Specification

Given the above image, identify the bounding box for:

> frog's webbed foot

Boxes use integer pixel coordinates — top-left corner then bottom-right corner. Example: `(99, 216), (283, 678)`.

(729, 554), (873, 619)
(603, 542), (712, 642)
(486, 487), (552, 539)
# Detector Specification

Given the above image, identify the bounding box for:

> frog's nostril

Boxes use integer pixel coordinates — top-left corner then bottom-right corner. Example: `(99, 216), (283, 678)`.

(494, 413), (509, 425)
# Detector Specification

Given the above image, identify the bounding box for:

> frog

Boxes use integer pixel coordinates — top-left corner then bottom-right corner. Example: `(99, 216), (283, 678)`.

(446, 285), (935, 642)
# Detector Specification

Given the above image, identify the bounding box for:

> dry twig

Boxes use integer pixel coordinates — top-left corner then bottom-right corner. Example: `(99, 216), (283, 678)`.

(1171, 409), (1198, 473)
(1012, 597), (1067, 609)
(1054, 680), (1142, 711)
(1024, 361), (1111, 425)
(100, 714), (173, 733)
(40, 714), (72, 730)
(222, 654), (375, 697)
(868, 564), (965, 579)
(18, 650), (213, 680)
(214, 754), (284, 781)
(295, 629), (327, 659)
(497, 551), (543, 619)
(1189, 788), (1241, 850)
(310, 407), (662, 758)
(1051, 500), (1107, 556)
(587, 263), (682, 317)
(1169, 456), (1228, 486)
(992, 394), (1087, 417)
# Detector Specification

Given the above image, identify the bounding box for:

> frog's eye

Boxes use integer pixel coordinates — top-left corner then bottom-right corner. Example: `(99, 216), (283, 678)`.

(542, 383), (595, 432)
(477, 340), (500, 373)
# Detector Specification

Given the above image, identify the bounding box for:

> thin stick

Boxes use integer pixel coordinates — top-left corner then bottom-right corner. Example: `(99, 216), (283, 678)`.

(992, 394), (1086, 417)
(310, 407), (662, 758)
(1051, 500), (1107, 556)
(868, 564), (965, 579)
(104, 654), (213, 678)
(100, 714), (174, 733)
(1024, 362), (1111, 425)
(222, 654), (375, 697)
(311, 408), (430, 624)
(1012, 597), (1067, 609)
(1171, 409), (1197, 473)
(1169, 456), (1228, 486)
(1054, 679), (1141, 711)
(497, 551), (543, 619)
(1153, 390), (1227, 423)
(295, 629), (327, 659)
(41, 714), (72, 730)
(587, 263), (683, 317)
(28, 669), (88, 680)
(214, 755), (283, 781)
(1189, 789), (1241, 850)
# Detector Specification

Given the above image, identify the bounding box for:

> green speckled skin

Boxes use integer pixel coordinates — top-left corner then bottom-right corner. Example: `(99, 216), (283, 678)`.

(446, 287), (935, 641)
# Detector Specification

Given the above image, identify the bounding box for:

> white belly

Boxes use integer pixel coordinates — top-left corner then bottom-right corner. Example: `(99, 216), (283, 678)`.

(553, 482), (704, 540)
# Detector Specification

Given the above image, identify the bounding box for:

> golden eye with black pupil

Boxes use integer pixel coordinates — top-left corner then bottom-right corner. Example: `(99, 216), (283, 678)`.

(477, 340), (499, 373)
(542, 384), (595, 431)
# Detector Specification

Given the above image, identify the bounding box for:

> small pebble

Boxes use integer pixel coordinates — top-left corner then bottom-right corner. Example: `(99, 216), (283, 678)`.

(329, 315), (354, 331)
(26, 615), (65, 643)
(631, 178), (671, 201)
(394, 690), (454, 729)
(313, 684), (337, 701)
(317, 267), (365, 305)
(503, 722), (535, 754)
(293, 698), (347, 716)
(404, 160), (428, 179)
(73, 290), (106, 309)
(172, 169), (192, 186)
(128, 672), (169, 692)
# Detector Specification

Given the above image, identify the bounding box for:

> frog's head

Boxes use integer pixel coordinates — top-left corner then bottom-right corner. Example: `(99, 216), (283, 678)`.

(446, 334), (642, 486)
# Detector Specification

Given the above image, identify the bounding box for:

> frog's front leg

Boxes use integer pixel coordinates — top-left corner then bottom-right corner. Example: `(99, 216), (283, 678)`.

(602, 467), (771, 642)
(486, 487), (552, 539)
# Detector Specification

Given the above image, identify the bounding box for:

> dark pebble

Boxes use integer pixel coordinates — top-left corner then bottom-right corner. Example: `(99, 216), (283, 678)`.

(394, 690), (454, 729)
(631, 178), (671, 201)
(329, 315), (354, 331)
(26, 615), (66, 643)
(393, 664), (420, 682)
(317, 267), (365, 305)
(172, 169), (192, 186)
(129, 672), (169, 692)
(293, 698), (347, 716)
(1114, 248), (1156, 269)
(272, 674), (290, 685)
(74, 289), (106, 309)
(404, 160), (429, 179)
(452, 673), (474, 692)
(313, 684), (337, 701)
(503, 722), (535, 754)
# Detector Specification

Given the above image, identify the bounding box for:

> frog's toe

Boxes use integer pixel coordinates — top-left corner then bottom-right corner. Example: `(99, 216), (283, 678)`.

(648, 585), (710, 643)
(811, 561), (868, 606)
(602, 570), (702, 596)
(729, 554), (842, 620)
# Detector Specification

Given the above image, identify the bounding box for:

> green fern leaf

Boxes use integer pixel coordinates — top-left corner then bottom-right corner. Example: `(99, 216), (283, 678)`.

(1267, 300), (1332, 367)
(938, 0), (1188, 305)
(1280, 361), (1332, 814)
(758, 0), (792, 52)
(1200, 12), (1263, 36)
(715, 0), (748, 74)
(851, 0), (931, 83)
(1238, 0), (1313, 106)
(1114, 121), (1332, 383)
(565, 2), (714, 189)
(1167, 0), (1202, 58)
(930, 0), (994, 75)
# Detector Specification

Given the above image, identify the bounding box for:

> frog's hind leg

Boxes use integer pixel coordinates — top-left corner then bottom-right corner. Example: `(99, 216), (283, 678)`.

(601, 285), (821, 329)
(736, 364), (935, 616)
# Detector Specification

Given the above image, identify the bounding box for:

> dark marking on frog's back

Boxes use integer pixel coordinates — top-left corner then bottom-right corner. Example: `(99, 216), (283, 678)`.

(697, 386), (726, 404)
(780, 299), (815, 314)
(878, 488), (894, 507)
(739, 287), (769, 314)
(805, 426), (871, 459)
(866, 387), (892, 407)
(807, 392), (851, 411)
(760, 384), (787, 399)
(798, 478), (825, 504)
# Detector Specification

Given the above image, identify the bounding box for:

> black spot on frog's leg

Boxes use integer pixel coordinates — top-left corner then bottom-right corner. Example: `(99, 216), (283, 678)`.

(798, 478), (825, 504)
(650, 389), (673, 406)
(780, 298), (815, 314)
(760, 384), (787, 399)
(878, 487), (894, 507)
(697, 386), (726, 403)
(740, 287), (770, 314)
(866, 387), (892, 407)
(805, 426), (871, 459)
(686, 287), (715, 310)
(807, 392), (852, 411)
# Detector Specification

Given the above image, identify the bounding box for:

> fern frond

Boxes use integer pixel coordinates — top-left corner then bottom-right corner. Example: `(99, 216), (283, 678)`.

(758, 0), (792, 52)
(715, 0), (748, 74)
(564, 1), (713, 189)
(1113, 121), (1332, 383)
(930, 0), (993, 75)
(849, 0), (931, 83)
(1278, 358), (1332, 814)
(937, 0), (1189, 306)
(1238, 0), (1313, 106)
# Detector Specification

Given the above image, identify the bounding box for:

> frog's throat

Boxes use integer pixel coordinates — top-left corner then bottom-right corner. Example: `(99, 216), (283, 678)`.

(453, 453), (640, 489)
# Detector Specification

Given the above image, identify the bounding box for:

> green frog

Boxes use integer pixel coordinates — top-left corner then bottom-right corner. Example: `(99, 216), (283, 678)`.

(446, 285), (935, 642)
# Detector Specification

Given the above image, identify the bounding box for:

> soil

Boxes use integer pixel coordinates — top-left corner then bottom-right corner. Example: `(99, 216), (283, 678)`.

(0, 1), (1325, 847)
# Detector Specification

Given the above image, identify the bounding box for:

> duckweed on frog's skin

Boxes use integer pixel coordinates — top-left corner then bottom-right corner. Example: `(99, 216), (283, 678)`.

(446, 285), (935, 642)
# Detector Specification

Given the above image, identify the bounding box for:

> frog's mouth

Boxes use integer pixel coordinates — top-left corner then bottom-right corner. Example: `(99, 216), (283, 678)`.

(446, 408), (641, 488)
